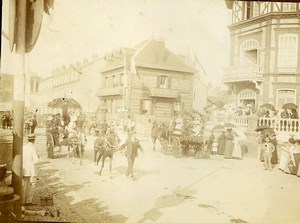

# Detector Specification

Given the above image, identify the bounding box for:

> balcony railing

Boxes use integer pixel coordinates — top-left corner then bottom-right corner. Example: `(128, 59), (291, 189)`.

(207, 114), (300, 134)
(258, 117), (300, 133)
(97, 86), (123, 97)
(223, 64), (263, 83)
(207, 114), (249, 129)
(150, 88), (179, 98)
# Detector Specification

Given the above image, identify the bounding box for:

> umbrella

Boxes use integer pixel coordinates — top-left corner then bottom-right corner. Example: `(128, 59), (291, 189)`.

(282, 103), (298, 110)
(48, 97), (82, 113)
(224, 123), (236, 128)
(255, 125), (272, 132)
(212, 124), (224, 130)
(262, 103), (275, 111)
(261, 128), (275, 136)
(214, 101), (225, 108)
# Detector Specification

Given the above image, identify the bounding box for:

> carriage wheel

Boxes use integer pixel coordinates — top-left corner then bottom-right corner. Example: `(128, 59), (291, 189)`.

(171, 137), (181, 158)
(46, 132), (55, 159)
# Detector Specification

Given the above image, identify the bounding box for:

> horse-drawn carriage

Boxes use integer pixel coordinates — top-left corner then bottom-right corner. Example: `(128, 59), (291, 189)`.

(152, 112), (206, 159)
(45, 114), (87, 163)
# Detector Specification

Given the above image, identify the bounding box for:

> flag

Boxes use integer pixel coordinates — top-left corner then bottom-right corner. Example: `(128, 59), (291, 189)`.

(130, 58), (141, 79)
(9, 0), (54, 53)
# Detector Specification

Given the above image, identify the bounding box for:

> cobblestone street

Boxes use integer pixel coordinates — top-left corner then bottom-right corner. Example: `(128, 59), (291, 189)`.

(23, 128), (300, 223)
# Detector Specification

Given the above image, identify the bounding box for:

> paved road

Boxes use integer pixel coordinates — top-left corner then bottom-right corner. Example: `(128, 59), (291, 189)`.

(21, 128), (300, 222)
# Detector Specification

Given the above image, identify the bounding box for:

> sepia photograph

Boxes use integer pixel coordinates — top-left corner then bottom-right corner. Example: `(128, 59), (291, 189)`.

(1, 0), (300, 222)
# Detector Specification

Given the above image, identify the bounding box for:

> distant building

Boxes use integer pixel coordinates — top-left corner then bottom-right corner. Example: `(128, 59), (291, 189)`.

(98, 38), (204, 121)
(0, 74), (14, 111)
(0, 73), (39, 112)
(34, 56), (103, 114)
(224, 1), (300, 110)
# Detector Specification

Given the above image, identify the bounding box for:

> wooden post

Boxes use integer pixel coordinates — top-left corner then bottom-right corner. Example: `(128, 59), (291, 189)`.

(12, 0), (26, 219)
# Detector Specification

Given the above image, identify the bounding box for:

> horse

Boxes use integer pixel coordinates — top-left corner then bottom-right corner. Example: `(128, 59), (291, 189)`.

(94, 129), (119, 176)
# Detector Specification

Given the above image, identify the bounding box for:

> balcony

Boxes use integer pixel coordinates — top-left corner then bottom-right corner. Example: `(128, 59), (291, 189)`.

(97, 86), (123, 97)
(223, 64), (263, 83)
(150, 88), (178, 98)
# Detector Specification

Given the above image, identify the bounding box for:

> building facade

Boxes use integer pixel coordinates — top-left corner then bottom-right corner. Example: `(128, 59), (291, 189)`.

(0, 74), (14, 111)
(34, 56), (103, 114)
(98, 39), (201, 121)
(0, 73), (40, 112)
(224, 1), (300, 110)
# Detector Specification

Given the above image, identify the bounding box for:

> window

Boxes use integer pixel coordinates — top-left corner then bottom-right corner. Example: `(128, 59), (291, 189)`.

(174, 102), (181, 112)
(278, 34), (298, 68)
(160, 76), (168, 88)
(105, 76), (109, 88)
(119, 73), (124, 86)
(277, 89), (296, 109)
(253, 2), (260, 17)
(245, 1), (252, 19)
(112, 75), (117, 87)
(283, 3), (297, 12)
(141, 99), (151, 114)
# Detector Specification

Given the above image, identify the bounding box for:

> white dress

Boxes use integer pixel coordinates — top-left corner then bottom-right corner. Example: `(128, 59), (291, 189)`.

(232, 137), (242, 159)
(279, 144), (293, 171)
(23, 142), (39, 177)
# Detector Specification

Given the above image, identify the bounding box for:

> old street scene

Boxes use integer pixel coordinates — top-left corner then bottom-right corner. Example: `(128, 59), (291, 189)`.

(1, 0), (300, 223)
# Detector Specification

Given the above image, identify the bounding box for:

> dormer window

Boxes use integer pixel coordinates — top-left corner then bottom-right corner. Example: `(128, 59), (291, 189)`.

(160, 75), (168, 88)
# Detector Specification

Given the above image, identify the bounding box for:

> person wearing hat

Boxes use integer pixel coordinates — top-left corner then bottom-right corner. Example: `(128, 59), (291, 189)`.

(270, 133), (278, 165)
(119, 131), (144, 179)
(224, 128), (234, 159)
(22, 134), (39, 205)
(262, 136), (275, 171)
(279, 137), (295, 172)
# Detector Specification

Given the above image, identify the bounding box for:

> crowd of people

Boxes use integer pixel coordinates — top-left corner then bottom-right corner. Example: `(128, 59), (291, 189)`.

(1, 111), (13, 129)
(206, 128), (244, 160)
(258, 132), (300, 177)
(277, 137), (300, 177)
(211, 103), (299, 120)
(24, 114), (37, 134)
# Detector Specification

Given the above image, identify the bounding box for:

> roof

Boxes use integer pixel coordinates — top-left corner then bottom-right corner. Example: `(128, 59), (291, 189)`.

(132, 39), (196, 74)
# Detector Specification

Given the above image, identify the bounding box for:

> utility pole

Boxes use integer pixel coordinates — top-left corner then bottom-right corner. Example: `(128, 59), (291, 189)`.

(11, 0), (26, 219)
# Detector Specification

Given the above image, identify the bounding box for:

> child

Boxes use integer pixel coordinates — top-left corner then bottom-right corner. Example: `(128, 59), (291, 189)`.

(212, 139), (218, 155)
(262, 136), (275, 171)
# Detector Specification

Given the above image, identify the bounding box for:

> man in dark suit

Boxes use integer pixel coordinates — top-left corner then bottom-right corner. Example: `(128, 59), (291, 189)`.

(119, 131), (144, 179)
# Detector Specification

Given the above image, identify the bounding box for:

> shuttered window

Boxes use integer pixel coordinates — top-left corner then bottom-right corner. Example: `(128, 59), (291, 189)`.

(278, 34), (298, 68)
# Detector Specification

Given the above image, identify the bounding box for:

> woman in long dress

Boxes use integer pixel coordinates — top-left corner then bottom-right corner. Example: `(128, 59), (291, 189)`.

(232, 135), (242, 159)
(224, 128), (234, 159)
(290, 139), (300, 175)
(217, 131), (226, 155)
(278, 138), (295, 173)
(270, 134), (278, 164)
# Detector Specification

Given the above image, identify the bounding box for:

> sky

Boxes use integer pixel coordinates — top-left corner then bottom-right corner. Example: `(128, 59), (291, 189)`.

(1, 0), (231, 86)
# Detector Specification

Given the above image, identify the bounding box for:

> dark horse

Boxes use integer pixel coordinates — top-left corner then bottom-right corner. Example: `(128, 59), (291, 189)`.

(94, 130), (119, 176)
